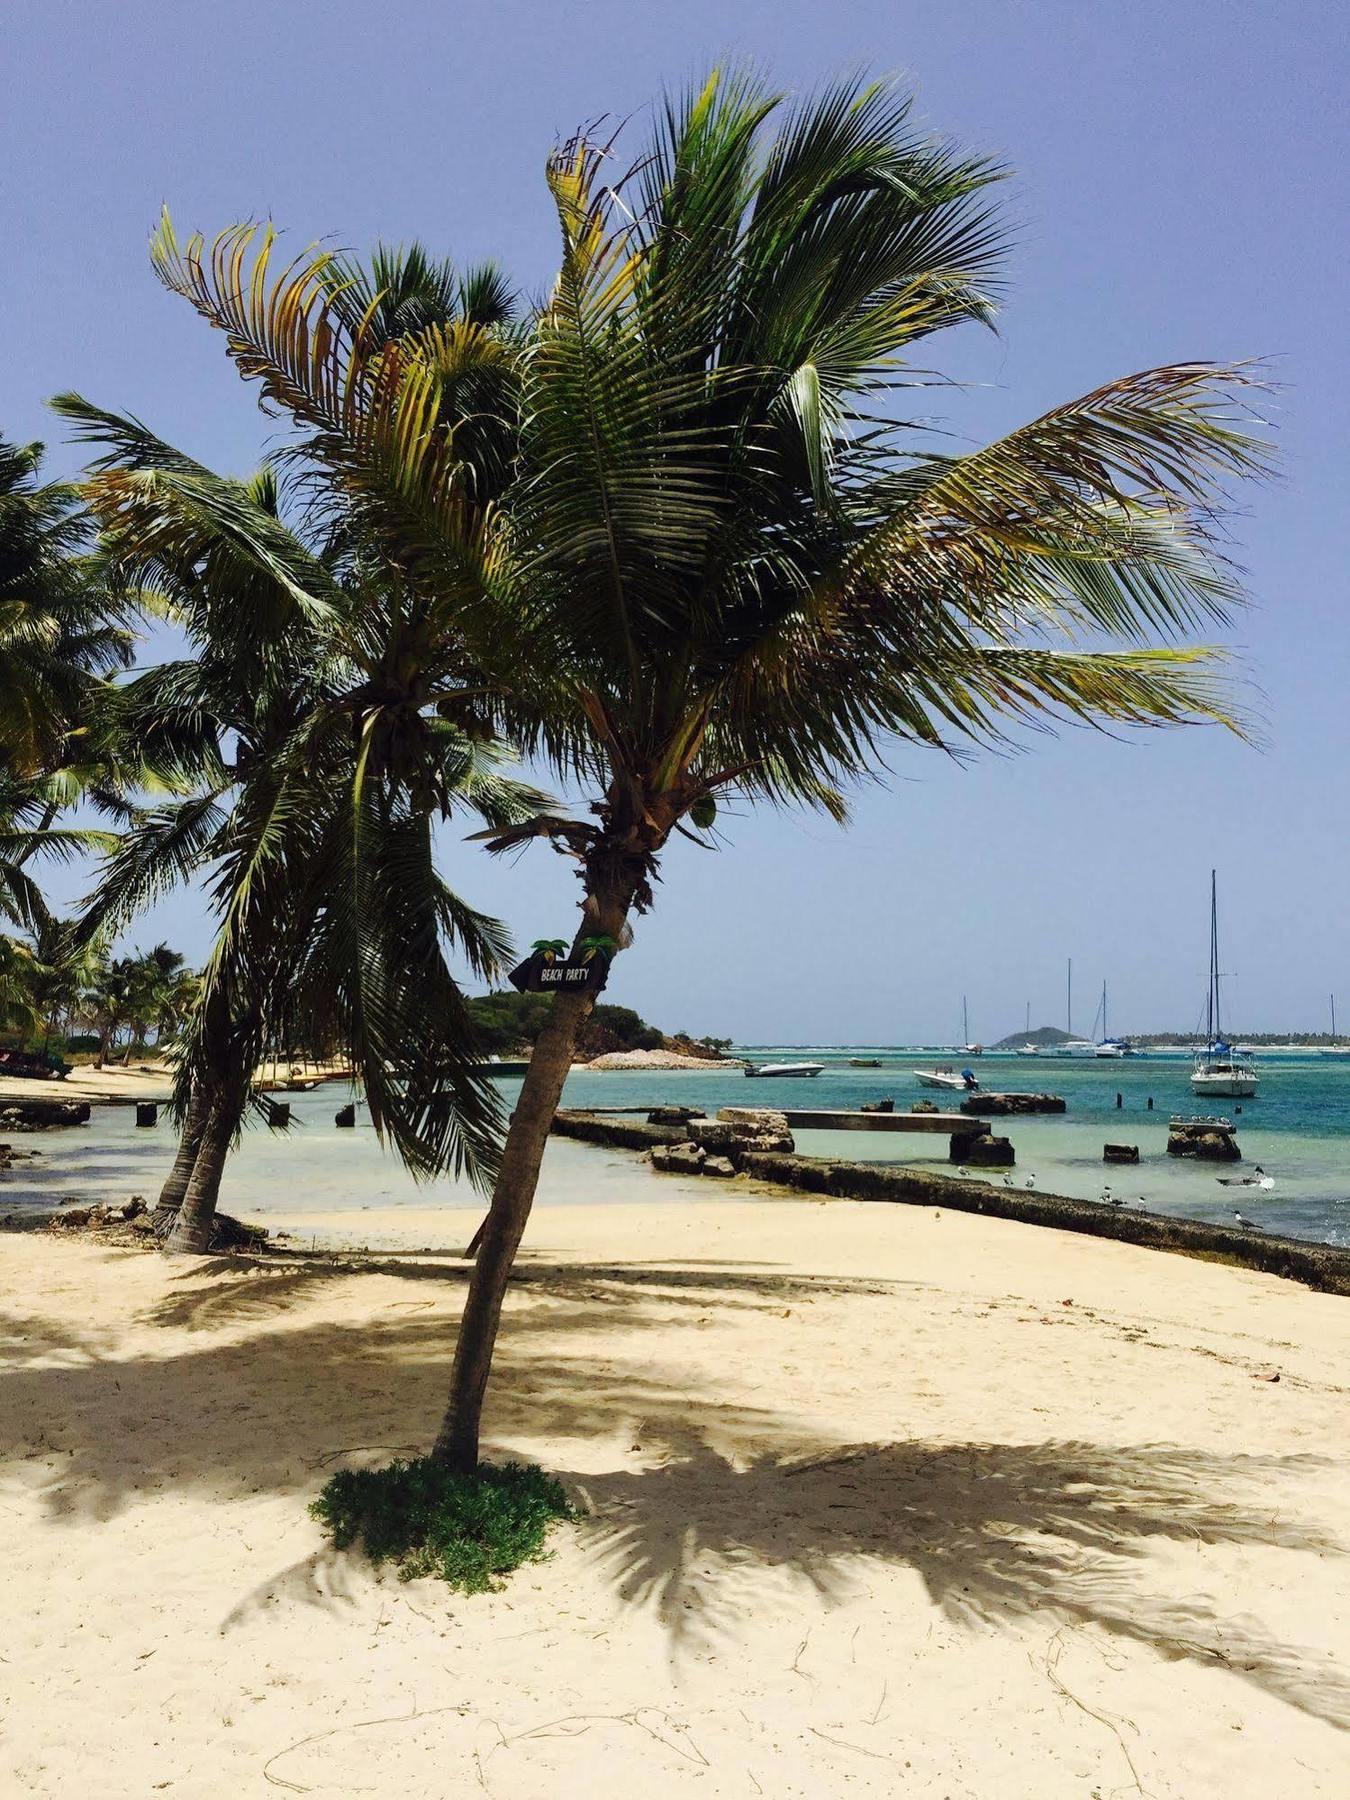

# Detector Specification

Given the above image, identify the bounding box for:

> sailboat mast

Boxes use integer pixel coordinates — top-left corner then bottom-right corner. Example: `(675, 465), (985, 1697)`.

(1102, 980), (1108, 1043)
(962, 995), (969, 1046)
(1216, 867), (1224, 1051)
(1067, 958), (1072, 1037)
(1332, 994), (1338, 1043)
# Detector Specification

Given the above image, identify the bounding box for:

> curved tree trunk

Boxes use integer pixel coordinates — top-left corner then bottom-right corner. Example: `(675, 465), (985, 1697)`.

(153, 1088), (210, 1227)
(164, 1099), (234, 1255)
(432, 879), (635, 1473)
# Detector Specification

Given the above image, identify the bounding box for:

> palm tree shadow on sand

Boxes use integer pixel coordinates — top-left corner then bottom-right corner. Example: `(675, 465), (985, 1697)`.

(4, 1254), (1346, 1729)
(569, 1436), (1349, 1728)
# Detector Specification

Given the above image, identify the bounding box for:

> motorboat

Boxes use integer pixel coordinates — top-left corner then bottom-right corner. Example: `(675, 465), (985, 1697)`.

(743, 1061), (824, 1079)
(1190, 872), (1258, 1099)
(913, 1066), (979, 1092)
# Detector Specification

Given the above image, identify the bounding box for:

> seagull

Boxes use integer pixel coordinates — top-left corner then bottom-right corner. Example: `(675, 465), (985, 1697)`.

(1233, 1210), (1256, 1229)
(1002, 1175), (1014, 1187)
(1025, 1174), (1036, 1190)
(957, 1166), (970, 1177)
(1100, 1185), (1112, 1204)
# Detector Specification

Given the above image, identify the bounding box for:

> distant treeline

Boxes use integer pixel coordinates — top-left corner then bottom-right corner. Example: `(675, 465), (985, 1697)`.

(467, 990), (732, 1062)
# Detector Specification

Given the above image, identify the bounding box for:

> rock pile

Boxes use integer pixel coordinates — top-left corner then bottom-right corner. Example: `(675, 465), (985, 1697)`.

(649, 1107), (796, 1179)
(948, 1128), (1015, 1168)
(960, 1092), (1065, 1116)
(1167, 1118), (1240, 1162)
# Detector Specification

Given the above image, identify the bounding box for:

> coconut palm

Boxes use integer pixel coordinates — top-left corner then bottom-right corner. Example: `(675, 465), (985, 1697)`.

(127, 69), (1268, 1465)
(58, 423), (548, 1249)
(0, 435), (135, 776)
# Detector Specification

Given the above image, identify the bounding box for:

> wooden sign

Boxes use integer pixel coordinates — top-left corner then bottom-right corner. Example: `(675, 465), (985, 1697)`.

(508, 952), (610, 995)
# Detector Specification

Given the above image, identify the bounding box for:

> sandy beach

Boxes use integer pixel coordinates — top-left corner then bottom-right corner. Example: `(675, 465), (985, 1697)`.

(3, 1189), (1348, 1797)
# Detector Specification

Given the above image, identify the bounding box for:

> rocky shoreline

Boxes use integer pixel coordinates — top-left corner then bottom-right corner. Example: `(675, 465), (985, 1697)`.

(550, 1108), (1350, 1297)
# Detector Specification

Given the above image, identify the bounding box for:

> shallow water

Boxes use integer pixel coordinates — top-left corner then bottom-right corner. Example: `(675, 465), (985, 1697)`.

(4, 1048), (1348, 1247)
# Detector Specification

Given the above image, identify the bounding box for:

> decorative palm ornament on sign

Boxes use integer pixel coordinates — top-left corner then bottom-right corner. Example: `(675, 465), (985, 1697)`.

(509, 934), (617, 994)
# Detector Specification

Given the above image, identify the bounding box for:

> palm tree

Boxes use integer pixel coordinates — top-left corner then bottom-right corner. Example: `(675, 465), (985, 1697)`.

(124, 69), (1268, 1466)
(0, 436), (135, 776)
(59, 422), (547, 1250)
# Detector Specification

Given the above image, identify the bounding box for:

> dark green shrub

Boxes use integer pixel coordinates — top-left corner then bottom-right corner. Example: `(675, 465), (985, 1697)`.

(310, 1457), (579, 1594)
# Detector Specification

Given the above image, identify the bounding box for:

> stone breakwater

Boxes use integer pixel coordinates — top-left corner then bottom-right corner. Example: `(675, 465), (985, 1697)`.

(548, 1109), (1350, 1297)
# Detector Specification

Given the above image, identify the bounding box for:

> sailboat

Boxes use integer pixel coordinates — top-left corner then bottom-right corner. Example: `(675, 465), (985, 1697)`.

(961, 996), (982, 1056)
(1092, 981), (1137, 1057)
(1320, 995), (1350, 1056)
(1190, 872), (1258, 1098)
(1044, 958), (1096, 1056)
(1015, 1001), (1042, 1057)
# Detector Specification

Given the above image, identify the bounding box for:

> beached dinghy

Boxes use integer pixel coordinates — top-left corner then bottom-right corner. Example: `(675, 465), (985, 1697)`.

(743, 1061), (824, 1078)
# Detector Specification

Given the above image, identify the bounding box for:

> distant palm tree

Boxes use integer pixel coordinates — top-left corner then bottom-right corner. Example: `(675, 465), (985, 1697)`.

(127, 69), (1269, 1465)
(0, 436), (134, 776)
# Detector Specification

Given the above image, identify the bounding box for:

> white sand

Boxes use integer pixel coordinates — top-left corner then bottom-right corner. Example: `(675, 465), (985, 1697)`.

(0, 1062), (174, 1103)
(2, 1195), (1348, 1797)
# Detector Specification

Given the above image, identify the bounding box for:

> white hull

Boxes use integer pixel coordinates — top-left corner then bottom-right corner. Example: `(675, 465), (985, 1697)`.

(744, 1062), (823, 1079)
(1191, 1070), (1258, 1098)
(914, 1069), (976, 1092)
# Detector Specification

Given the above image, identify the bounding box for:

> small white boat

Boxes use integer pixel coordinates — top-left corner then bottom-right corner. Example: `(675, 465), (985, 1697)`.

(1192, 1058), (1258, 1098)
(743, 1061), (823, 1079)
(913, 1066), (979, 1092)
(1190, 871), (1258, 1099)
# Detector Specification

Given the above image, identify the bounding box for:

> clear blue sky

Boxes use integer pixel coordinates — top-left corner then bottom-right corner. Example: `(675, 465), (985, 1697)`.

(5, 0), (1346, 1041)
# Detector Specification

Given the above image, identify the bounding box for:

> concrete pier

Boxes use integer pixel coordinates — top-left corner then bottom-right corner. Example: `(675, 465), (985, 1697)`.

(779, 1107), (988, 1135)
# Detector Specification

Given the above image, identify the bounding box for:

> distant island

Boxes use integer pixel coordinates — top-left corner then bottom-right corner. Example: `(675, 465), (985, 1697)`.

(989, 1025), (1074, 1049)
(990, 1024), (1346, 1049)
(468, 990), (733, 1064)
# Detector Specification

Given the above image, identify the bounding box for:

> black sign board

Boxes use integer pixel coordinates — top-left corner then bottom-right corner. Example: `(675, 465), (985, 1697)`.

(508, 952), (610, 995)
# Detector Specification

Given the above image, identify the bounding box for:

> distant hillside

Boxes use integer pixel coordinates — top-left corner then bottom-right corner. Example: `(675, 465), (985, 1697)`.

(989, 1024), (1072, 1050)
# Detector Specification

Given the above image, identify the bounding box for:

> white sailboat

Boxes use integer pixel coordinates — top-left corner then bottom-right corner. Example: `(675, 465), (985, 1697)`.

(1091, 981), (1137, 1057)
(1043, 959), (1096, 1056)
(1190, 872), (1258, 1098)
(1319, 994), (1350, 1056)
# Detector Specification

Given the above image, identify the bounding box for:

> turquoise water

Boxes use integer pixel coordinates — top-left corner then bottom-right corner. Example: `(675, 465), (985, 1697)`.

(4, 1048), (1348, 1246)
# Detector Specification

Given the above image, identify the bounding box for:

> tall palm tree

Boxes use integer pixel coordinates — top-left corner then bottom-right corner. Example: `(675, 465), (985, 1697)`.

(123, 69), (1268, 1466)
(58, 424), (547, 1249)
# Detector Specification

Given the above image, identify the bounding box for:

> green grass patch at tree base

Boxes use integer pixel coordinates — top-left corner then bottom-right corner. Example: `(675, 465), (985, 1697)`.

(309, 1457), (580, 1594)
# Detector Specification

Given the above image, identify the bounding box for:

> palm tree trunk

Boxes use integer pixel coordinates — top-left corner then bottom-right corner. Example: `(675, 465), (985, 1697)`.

(153, 1089), (209, 1224)
(163, 1098), (234, 1255)
(431, 982), (598, 1470)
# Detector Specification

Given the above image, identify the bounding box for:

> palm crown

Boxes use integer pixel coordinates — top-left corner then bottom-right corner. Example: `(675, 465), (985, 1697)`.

(133, 71), (1265, 903)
